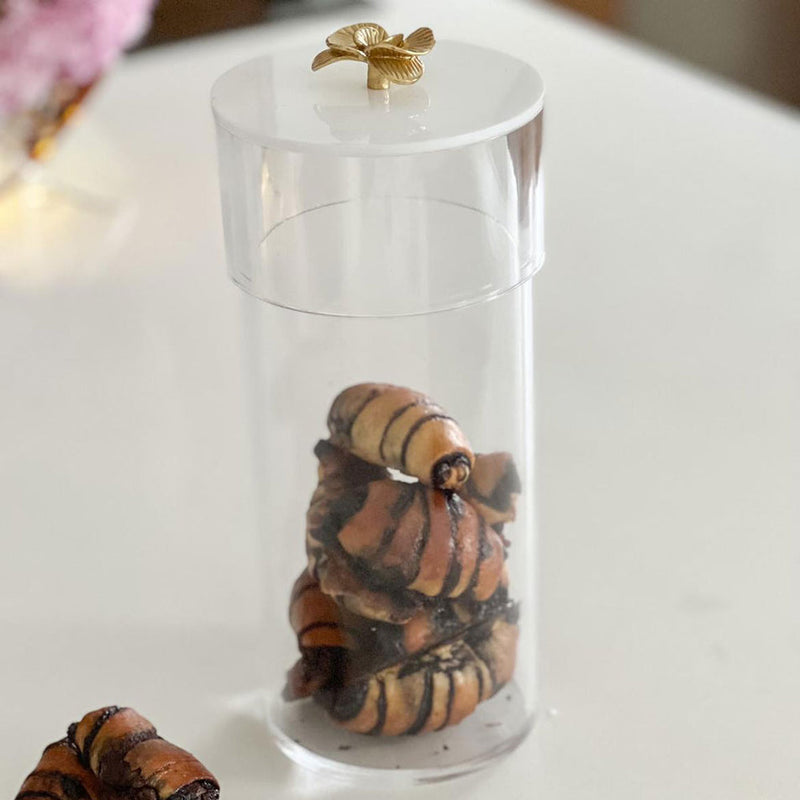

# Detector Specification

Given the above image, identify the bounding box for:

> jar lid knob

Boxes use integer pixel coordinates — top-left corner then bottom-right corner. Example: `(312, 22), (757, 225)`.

(311, 23), (436, 91)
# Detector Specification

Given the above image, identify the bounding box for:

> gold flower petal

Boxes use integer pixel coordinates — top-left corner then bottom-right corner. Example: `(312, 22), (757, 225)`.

(327, 22), (387, 50)
(402, 27), (435, 55)
(353, 23), (390, 48)
(335, 44), (365, 58)
(367, 50), (424, 85)
(311, 47), (366, 71)
(315, 22), (434, 87)
(326, 25), (358, 49)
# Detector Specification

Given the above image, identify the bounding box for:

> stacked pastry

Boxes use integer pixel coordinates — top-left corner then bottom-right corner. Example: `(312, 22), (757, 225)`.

(284, 383), (522, 736)
(15, 706), (219, 800)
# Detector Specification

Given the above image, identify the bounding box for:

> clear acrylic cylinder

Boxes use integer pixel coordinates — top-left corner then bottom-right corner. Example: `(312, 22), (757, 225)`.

(211, 38), (544, 784)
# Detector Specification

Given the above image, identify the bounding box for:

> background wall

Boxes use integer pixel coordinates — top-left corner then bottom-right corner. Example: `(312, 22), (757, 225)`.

(554, 0), (800, 108)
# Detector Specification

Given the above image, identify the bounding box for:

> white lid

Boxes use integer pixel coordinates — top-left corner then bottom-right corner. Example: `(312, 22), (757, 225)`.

(211, 36), (545, 316)
(211, 40), (544, 158)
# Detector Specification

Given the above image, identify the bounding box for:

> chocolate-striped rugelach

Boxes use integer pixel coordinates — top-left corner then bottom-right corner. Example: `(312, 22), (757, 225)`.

(307, 443), (508, 616)
(285, 570), (356, 699)
(313, 480), (508, 602)
(316, 616), (519, 736)
(305, 439), (389, 576)
(15, 739), (109, 800)
(461, 452), (521, 528)
(69, 707), (219, 800)
(285, 569), (515, 700)
(327, 383), (474, 490)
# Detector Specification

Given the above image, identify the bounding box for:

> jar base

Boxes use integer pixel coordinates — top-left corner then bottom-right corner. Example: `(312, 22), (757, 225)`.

(267, 681), (535, 786)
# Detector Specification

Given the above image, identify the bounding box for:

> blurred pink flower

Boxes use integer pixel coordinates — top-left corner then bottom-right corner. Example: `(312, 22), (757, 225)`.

(0, 0), (156, 116)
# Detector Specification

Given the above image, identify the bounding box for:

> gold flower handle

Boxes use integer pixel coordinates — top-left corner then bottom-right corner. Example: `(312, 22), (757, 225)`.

(311, 23), (436, 90)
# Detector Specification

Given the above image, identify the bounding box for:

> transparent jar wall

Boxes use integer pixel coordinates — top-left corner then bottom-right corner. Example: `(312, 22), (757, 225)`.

(214, 42), (544, 782)
(243, 278), (537, 782)
(215, 111), (543, 316)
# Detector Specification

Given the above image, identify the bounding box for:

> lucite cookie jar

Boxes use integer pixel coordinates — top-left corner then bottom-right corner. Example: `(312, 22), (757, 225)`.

(211, 23), (544, 784)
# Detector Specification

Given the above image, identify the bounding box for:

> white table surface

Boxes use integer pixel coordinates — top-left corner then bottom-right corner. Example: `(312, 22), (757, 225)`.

(2, 0), (799, 797)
